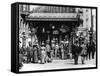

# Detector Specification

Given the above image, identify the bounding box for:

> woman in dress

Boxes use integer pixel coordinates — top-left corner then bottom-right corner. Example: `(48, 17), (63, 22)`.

(41, 43), (46, 64)
(60, 44), (64, 59)
(55, 43), (59, 58)
(81, 42), (87, 64)
(33, 45), (38, 63)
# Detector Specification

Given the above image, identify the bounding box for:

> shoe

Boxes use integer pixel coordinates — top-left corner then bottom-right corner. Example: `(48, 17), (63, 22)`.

(82, 61), (84, 64)
(74, 63), (78, 65)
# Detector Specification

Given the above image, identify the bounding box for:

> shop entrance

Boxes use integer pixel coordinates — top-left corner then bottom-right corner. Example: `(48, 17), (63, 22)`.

(27, 20), (79, 59)
(28, 21), (78, 44)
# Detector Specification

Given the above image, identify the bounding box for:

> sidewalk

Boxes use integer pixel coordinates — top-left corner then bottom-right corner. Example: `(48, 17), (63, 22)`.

(19, 56), (96, 71)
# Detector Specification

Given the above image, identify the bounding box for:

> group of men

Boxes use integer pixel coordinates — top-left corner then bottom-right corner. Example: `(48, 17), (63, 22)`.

(71, 40), (96, 65)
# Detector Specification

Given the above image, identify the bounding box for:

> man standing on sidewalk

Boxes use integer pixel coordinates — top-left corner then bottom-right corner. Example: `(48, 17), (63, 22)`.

(72, 41), (81, 65)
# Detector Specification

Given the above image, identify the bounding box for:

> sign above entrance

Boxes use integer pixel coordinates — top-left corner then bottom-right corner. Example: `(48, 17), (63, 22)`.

(26, 13), (79, 21)
(27, 13), (78, 19)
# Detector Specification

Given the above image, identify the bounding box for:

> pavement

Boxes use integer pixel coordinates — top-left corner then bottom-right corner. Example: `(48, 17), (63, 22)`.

(19, 56), (96, 72)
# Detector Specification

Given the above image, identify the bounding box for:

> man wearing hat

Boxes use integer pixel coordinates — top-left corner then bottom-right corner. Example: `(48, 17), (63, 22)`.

(19, 41), (23, 69)
(45, 41), (52, 63)
(72, 41), (82, 64)
(21, 32), (28, 47)
(27, 42), (33, 63)
(51, 40), (56, 58)
(30, 28), (38, 46)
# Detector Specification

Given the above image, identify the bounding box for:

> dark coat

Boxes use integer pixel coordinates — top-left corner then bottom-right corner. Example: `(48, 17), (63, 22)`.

(91, 42), (95, 52)
(72, 44), (82, 56)
(28, 46), (33, 57)
(33, 47), (38, 63)
(86, 44), (91, 53)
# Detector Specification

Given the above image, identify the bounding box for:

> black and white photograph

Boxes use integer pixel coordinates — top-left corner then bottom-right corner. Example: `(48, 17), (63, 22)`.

(12, 3), (97, 72)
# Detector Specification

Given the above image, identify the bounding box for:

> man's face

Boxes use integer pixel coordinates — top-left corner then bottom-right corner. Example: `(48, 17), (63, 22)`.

(31, 28), (36, 35)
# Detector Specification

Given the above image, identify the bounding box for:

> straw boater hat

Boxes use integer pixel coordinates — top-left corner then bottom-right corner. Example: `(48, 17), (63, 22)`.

(51, 40), (55, 43)
(65, 41), (69, 44)
(41, 42), (45, 46)
(60, 41), (64, 44)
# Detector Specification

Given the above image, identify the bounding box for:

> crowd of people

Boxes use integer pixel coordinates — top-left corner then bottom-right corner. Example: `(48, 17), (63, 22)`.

(19, 39), (96, 69)
(72, 40), (96, 65)
(19, 39), (70, 69)
(19, 29), (96, 69)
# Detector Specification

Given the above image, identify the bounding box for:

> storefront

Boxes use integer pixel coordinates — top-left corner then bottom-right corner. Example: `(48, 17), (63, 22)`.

(19, 6), (83, 60)
(23, 13), (80, 45)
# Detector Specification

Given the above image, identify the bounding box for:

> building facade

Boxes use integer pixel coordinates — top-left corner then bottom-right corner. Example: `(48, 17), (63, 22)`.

(19, 4), (96, 53)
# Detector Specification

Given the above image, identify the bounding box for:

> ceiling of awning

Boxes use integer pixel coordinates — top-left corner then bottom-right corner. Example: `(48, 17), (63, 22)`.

(26, 18), (79, 21)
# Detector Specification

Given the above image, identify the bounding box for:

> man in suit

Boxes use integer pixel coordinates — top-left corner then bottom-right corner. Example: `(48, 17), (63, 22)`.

(19, 41), (23, 69)
(27, 42), (33, 63)
(91, 41), (96, 59)
(72, 41), (81, 65)
(86, 42), (91, 60)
